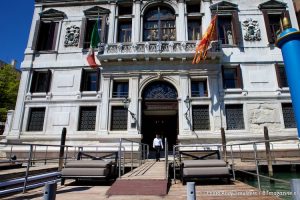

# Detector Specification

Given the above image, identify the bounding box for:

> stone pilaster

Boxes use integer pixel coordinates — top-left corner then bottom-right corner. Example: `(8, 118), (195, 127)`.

(98, 77), (111, 135)
(132, 1), (141, 42)
(201, 0), (212, 32)
(177, 0), (186, 41)
(128, 75), (140, 134)
(108, 3), (117, 43)
(9, 70), (31, 139)
(179, 74), (191, 135)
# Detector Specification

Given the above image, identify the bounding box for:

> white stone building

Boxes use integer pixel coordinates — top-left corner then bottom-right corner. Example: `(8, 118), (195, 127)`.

(3, 0), (299, 148)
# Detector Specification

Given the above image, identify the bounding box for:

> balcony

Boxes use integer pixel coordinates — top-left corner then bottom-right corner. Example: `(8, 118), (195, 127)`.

(97, 41), (221, 62)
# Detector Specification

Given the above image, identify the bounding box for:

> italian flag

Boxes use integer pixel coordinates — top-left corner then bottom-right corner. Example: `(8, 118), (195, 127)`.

(86, 19), (101, 68)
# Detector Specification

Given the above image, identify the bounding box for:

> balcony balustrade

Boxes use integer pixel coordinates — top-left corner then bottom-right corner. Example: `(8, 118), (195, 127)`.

(97, 40), (221, 61)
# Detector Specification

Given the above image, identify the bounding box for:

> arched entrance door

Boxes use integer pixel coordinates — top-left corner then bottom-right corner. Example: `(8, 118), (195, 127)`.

(141, 81), (178, 151)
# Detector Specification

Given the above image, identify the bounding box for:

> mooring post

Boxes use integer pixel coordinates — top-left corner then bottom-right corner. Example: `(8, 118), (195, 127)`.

(291, 179), (300, 200)
(263, 126), (273, 177)
(43, 181), (57, 200)
(221, 127), (227, 162)
(187, 182), (196, 200)
(58, 127), (67, 171)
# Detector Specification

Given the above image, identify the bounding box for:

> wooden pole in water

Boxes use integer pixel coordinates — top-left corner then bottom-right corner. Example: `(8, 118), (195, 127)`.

(221, 127), (227, 162)
(264, 126), (273, 177)
(58, 127), (67, 171)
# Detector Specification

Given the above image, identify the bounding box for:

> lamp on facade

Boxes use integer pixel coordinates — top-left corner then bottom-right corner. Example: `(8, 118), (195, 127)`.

(184, 95), (191, 110)
(184, 96), (192, 130)
(123, 97), (137, 122)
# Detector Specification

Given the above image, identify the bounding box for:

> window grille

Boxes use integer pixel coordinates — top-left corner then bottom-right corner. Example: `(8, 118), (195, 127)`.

(111, 107), (128, 130)
(78, 107), (96, 131)
(282, 103), (296, 128)
(27, 108), (46, 131)
(225, 104), (245, 130)
(192, 105), (210, 130)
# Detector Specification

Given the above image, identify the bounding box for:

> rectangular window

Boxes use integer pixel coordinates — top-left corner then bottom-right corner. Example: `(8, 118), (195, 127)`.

(262, 10), (290, 44)
(83, 19), (101, 49)
(30, 70), (52, 93)
(225, 104), (245, 130)
(118, 21), (132, 42)
(191, 80), (208, 97)
(282, 103), (296, 128)
(222, 65), (243, 89)
(80, 69), (100, 92)
(27, 107), (46, 131)
(218, 15), (234, 45)
(78, 107), (97, 131)
(275, 64), (288, 88)
(112, 81), (129, 98)
(111, 106), (128, 130)
(192, 105), (210, 130)
(37, 21), (59, 51)
(188, 19), (202, 41)
(216, 11), (241, 45)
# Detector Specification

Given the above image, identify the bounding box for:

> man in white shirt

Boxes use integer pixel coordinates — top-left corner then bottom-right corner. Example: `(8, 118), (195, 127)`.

(153, 134), (163, 161)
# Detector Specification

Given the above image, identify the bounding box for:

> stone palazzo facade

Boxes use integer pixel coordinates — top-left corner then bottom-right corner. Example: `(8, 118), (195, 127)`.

(3, 0), (299, 146)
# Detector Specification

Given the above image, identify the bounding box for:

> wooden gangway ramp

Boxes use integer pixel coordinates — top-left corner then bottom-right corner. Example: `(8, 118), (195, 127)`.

(106, 161), (168, 195)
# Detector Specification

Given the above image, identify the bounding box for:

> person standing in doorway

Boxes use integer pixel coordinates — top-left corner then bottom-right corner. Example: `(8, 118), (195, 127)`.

(153, 134), (163, 161)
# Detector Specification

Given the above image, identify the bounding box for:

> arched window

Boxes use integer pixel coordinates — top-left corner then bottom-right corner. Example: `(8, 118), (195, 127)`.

(142, 81), (177, 100)
(143, 6), (176, 41)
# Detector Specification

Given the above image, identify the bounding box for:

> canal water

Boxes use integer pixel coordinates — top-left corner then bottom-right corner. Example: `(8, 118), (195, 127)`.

(237, 169), (300, 200)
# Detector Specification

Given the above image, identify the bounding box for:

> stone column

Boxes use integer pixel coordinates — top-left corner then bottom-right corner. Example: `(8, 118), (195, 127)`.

(132, 1), (141, 43)
(177, 0), (186, 41)
(201, 0), (212, 32)
(98, 76), (111, 135)
(108, 3), (117, 43)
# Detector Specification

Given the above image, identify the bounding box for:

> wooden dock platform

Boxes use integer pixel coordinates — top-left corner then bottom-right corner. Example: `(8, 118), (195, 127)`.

(4, 160), (283, 200)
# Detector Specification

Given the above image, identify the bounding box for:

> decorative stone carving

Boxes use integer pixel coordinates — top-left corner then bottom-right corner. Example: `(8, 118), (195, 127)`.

(242, 18), (261, 41)
(64, 25), (80, 47)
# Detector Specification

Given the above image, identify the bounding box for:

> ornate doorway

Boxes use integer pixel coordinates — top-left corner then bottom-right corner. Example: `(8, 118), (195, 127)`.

(141, 81), (178, 151)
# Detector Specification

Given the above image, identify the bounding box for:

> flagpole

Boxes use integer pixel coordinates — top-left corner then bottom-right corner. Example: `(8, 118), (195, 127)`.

(216, 3), (220, 51)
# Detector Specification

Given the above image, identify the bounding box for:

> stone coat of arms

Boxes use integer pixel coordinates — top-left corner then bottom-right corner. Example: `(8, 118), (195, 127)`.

(242, 18), (261, 41)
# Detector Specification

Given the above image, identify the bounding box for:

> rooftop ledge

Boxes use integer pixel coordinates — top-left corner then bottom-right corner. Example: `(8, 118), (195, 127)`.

(97, 41), (222, 62)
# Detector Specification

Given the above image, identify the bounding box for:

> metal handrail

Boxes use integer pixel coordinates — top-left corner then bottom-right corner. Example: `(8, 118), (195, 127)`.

(118, 138), (149, 177)
(165, 138), (168, 180)
(172, 138), (300, 188)
(0, 142), (126, 193)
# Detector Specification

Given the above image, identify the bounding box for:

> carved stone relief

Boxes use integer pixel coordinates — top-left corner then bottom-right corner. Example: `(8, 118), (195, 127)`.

(242, 18), (261, 41)
(64, 25), (80, 47)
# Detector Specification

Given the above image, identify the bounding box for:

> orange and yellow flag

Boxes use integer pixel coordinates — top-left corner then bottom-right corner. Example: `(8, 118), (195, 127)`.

(192, 16), (217, 64)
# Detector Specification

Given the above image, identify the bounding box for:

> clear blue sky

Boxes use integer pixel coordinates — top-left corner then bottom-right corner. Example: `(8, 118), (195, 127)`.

(0, 1), (34, 69)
